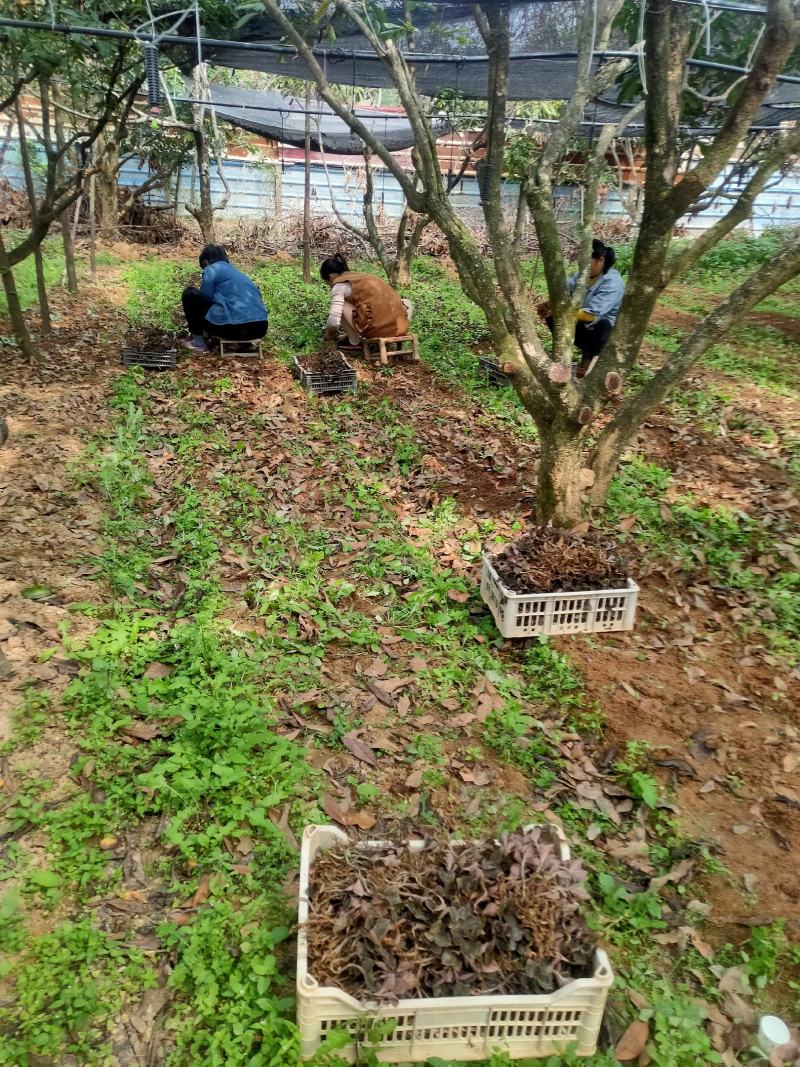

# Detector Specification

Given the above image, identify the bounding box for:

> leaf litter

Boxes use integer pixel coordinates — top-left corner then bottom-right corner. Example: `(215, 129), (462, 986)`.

(305, 826), (596, 1001)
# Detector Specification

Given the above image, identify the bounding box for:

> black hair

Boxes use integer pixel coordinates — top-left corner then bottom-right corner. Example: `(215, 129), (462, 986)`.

(199, 244), (229, 268)
(320, 253), (349, 281)
(591, 238), (615, 273)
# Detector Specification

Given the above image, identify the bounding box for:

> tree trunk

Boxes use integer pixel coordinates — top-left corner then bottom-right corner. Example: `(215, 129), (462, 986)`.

(390, 209), (428, 286)
(13, 94), (51, 332)
(186, 127), (216, 243)
(0, 229), (38, 366)
(302, 82), (312, 282)
(52, 82), (78, 293)
(536, 419), (586, 527)
(88, 173), (97, 283)
(390, 255), (412, 287)
(96, 131), (120, 239)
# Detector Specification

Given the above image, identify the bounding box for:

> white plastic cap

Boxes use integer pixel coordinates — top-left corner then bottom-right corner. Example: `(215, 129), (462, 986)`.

(758, 1015), (791, 1054)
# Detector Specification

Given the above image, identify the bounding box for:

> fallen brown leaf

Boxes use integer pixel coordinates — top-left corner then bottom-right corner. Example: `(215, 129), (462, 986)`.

(380, 676), (414, 694)
(458, 765), (492, 787)
(405, 768), (424, 789)
(344, 810), (377, 830)
(143, 661), (172, 680)
(363, 657), (387, 678)
(615, 1019), (649, 1061)
(722, 991), (754, 1027)
(342, 734), (377, 767)
(323, 793), (349, 826)
(650, 857), (695, 892)
(689, 930), (715, 961)
(447, 589), (469, 603)
(121, 722), (162, 742)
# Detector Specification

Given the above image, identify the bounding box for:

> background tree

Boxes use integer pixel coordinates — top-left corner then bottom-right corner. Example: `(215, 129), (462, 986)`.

(261, 0), (800, 525)
(0, 0), (146, 359)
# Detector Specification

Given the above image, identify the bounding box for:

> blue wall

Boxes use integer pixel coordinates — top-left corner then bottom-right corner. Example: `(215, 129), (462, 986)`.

(2, 140), (799, 233)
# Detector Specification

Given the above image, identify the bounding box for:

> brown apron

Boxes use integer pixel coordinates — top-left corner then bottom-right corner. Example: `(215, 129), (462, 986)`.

(336, 271), (409, 339)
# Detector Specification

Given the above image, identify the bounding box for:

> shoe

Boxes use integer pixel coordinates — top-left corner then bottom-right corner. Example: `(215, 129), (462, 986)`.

(181, 338), (210, 353)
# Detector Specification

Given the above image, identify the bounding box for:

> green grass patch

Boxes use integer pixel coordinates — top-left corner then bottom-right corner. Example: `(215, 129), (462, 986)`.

(607, 455), (800, 662)
(0, 234), (64, 317)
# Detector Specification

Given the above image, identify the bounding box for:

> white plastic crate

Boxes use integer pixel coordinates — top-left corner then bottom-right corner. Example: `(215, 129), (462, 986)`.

(297, 824), (613, 1063)
(480, 555), (638, 639)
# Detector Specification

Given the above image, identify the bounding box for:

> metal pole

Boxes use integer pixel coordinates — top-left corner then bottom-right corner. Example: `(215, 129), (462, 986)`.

(303, 81), (312, 283)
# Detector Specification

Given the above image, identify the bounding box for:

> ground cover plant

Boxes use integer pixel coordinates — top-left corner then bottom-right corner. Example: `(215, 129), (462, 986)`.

(0, 240), (798, 1066)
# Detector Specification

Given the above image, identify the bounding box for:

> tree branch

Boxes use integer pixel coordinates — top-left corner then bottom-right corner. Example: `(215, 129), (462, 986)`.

(260, 0), (421, 206)
(664, 125), (800, 283)
(669, 0), (799, 218)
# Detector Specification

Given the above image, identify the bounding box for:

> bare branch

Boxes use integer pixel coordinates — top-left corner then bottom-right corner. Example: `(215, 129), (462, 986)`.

(669, 0), (800, 217)
(260, 0), (421, 206)
(665, 126), (800, 284)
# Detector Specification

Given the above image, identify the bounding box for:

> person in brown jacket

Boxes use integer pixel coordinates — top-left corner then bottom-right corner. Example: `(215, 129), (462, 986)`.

(321, 254), (412, 350)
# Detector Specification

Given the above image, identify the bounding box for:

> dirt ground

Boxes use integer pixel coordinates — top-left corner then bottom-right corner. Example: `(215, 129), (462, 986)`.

(1, 254), (799, 972)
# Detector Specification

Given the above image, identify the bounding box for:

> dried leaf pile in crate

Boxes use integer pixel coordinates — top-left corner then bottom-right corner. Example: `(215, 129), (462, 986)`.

(300, 350), (351, 375)
(306, 826), (597, 1001)
(490, 527), (628, 594)
(125, 326), (177, 353)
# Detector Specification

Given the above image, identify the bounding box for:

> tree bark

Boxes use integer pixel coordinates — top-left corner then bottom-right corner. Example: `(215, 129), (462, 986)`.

(390, 209), (428, 286)
(0, 229), (38, 367)
(186, 126), (216, 243)
(13, 94), (51, 332)
(96, 130), (120, 239)
(536, 418), (585, 526)
(51, 82), (79, 294)
(303, 81), (312, 283)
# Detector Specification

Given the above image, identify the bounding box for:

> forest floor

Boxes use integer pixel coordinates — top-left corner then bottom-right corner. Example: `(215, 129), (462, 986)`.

(0, 236), (798, 1066)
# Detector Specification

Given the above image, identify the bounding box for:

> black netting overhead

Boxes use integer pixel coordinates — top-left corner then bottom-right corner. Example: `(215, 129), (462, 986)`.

(202, 50), (600, 100)
(584, 80), (800, 133)
(169, 0), (798, 121)
(177, 0), (605, 100)
(201, 84), (442, 153)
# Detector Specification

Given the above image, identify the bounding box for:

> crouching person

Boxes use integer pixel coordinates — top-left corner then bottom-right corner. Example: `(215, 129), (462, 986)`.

(320, 253), (412, 350)
(181, 244), (268, 353)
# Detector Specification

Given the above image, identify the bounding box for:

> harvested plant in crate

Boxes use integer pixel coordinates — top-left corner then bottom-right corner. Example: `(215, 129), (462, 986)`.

(490, 527), (629, 595)
(305, 825), (596, 1003)
(293, 349), (357, 396)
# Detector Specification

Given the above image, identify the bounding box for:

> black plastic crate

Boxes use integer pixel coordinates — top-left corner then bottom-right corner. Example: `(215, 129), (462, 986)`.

(478, 355), (513, 387)
(121, 348), (178, 371)
(293, 353), (357, 396)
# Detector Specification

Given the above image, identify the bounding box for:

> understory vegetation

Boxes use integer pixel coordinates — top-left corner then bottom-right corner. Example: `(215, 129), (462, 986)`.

(0, 238), (798, 1065)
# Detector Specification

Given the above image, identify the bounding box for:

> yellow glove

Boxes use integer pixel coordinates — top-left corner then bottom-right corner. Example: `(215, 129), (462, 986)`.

(576, 309), (595, 323)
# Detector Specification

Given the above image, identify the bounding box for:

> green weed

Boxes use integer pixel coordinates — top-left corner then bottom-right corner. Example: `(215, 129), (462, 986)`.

(0, 920), (156, 1064)
(0, 233), (64, 317)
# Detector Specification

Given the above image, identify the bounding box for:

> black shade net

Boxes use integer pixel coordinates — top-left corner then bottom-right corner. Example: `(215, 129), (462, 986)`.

(199, 84), (444, 153)
(169, 0), (797, 128)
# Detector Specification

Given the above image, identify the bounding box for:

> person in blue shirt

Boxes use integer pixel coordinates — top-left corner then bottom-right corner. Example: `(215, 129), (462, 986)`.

(181, 245), (268, 353)
(538, 239), (625, 379)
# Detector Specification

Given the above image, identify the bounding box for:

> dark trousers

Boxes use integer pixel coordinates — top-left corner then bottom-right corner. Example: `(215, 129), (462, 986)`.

(182, 286), (268, 341)
(545, 315), (612, 357)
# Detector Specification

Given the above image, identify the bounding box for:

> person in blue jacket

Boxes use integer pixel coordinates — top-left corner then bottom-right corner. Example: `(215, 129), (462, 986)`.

(181, 245), (268, 352)
(538, 239), (625, 379)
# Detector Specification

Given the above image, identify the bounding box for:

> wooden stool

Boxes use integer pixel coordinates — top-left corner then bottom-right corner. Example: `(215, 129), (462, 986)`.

(362, 333), (420, 366)
(219, 338), (263, 359)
